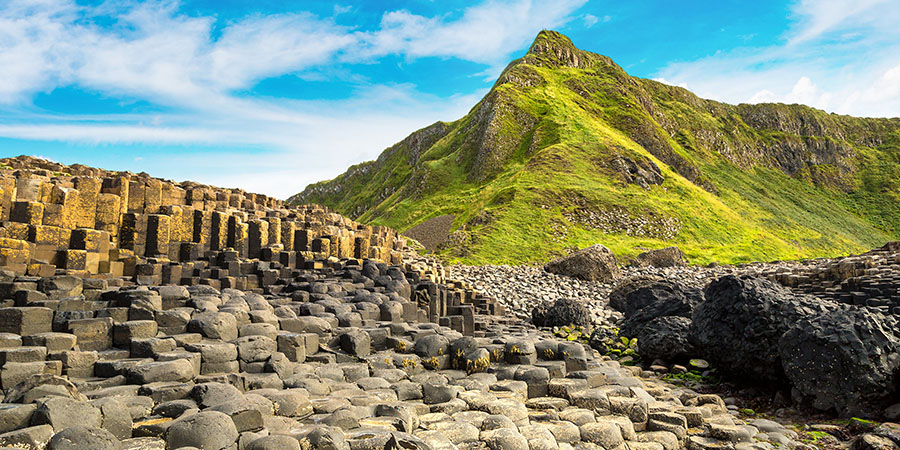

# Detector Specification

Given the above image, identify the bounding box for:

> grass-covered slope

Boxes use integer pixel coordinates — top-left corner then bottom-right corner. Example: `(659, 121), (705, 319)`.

(291, 31), (900, 265)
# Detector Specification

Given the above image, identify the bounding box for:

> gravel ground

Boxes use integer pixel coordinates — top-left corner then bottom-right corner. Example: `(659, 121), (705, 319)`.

(448, 263), (760, 324)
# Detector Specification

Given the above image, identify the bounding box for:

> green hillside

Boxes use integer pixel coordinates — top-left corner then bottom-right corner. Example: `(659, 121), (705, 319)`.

(290, 31), (900, 265)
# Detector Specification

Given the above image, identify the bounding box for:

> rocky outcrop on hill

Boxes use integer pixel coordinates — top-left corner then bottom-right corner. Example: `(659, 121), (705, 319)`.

(544, 244), (621, 282)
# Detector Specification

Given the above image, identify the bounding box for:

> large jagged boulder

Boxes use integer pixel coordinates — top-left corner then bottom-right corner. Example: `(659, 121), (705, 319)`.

(617, 279), (702, 337)
(633, 247), (687, 268)
(607, 277), (700, 362)
(531, 298), (591, 328)
(779, 309), (900, 418)
(634, 316), (694, 362)
(544, 244), (620, 282)
(608, 276), (662, 313)
(690, 275), (839, 382)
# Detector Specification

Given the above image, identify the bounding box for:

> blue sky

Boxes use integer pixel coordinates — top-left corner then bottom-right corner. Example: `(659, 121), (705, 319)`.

(1, 0), (899, 198)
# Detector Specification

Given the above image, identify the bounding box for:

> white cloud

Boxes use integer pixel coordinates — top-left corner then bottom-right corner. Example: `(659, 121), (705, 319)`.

(749, 89), (777, 104)
(354, 0), (586, 64)
(583, 14), (598, 28)
(653, 0), (900, 118)
(0, 0), (585, 106)
(0, 0), (586, 197)
(653, 78), (688, 90)
(787, 0), (900, 44)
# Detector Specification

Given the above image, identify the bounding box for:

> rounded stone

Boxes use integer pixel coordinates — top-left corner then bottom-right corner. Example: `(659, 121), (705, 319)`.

(246, 435), (301, 450)
(165, 411), (238, 450)
(48, 426), (122, 450)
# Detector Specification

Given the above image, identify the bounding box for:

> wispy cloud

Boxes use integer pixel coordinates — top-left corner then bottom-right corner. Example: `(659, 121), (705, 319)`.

(354, 0), (585, 63)
(0, 0), (586, 197)
(654, 0), (900, 117)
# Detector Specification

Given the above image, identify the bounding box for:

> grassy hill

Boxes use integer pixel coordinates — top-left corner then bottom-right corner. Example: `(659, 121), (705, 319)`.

(290, 31), (900, 265)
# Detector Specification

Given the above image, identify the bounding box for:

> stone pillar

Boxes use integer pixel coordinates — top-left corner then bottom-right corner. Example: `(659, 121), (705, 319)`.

(265, 217), (281, 247)
(0, 177), (16, 221)
(193, 209), (211, 249)
(209, 211), (227, 251)
(73, 176), (101, 228)
(120, 213), (148, 255)
(95, 193), (121, 238)
(145, 214), (170, 257)
(281, 221), (296, 251)
(144, 179), (162, 213)
(15, 176), (43, 202)
(101, 176), (130, 216)
(248, 219), (268, 259)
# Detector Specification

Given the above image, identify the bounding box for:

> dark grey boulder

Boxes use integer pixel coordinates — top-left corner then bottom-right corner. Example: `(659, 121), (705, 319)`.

(246, 435), (301, 450)
(305, 425), (350, 450)
(779, 308), (900, 418)
(691, 275), (838, 382)
(90, 397), (133, 441)
(613, 278), (701, 323)
(190, 382), (244, 409)
(235, 335), (276, 363)
(531, 298), (591, 328)
(31, 397), (102, 432)
(125, 359), (194, 385)
(187, 312), (238, 342)
(633, 316), (694, 362)
(414, 335), (449, 358)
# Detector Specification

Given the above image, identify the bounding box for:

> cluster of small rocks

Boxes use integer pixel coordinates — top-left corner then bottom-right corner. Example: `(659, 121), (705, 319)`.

(447, 265), (614, 324)
(447, 262), (752, 325)
(562, 207), (680, 241)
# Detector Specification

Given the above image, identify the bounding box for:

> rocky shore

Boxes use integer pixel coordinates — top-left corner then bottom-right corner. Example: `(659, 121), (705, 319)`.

(0, 264), (831, 450)
(448, 243), (900, 450)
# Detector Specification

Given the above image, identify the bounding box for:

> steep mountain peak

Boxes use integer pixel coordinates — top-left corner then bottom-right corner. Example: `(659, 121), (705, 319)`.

(525, 30), (583, 68)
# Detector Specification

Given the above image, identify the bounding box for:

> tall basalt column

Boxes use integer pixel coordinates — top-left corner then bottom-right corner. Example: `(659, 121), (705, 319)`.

(248, 219), (268, 259)
(15, 176), (43, 202)
(120, 213), (148, 255)
(265, 217), (281, 247)
(127, 180), (145, 212)
(95, 193), (121, 239)
(209, 211), (227, 251)
(0, 178), (16, 221)
(294, 229), (315, 252)
(281, 221), (296, 251)
(145, 214), (170, 257)
(73, 176), (101, 228)
(10, 201), (43, 226)
(192, 209), (211, 249)
(234, 221), (249, 257)
(101, 175), (129, 216)
(144, 179), (163, 213)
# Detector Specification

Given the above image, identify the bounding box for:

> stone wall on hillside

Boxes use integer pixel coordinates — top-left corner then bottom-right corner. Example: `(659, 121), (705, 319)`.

(0, 156), (404, 281)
